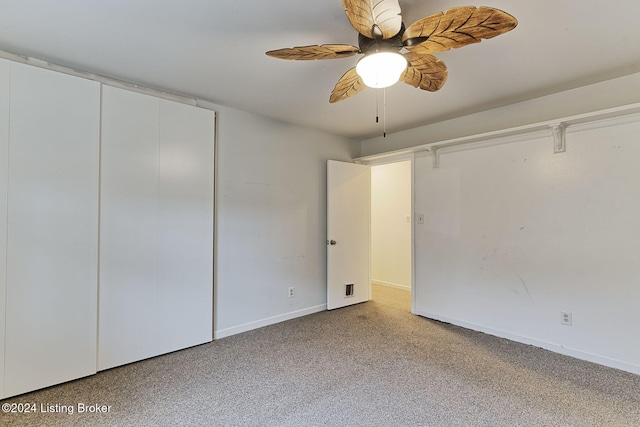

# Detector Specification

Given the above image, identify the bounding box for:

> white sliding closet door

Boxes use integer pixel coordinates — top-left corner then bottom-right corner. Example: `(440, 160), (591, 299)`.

(157, 100), (214, 355)
(0, 59), (9, 395)
(99, 86), (214, 370)
(99, 87), (160, 369)
(3, 63), (100, 397)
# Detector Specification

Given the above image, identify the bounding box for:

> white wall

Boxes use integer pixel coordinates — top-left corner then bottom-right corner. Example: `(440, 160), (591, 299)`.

(361, 72), (640, 157)
(200, 102), (359, 338)
(371, 161), (412, 290)
(412, 116), (640, 374)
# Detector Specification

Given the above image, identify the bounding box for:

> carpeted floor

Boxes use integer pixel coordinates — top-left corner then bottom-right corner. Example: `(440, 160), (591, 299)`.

(2, 284), (639, 426)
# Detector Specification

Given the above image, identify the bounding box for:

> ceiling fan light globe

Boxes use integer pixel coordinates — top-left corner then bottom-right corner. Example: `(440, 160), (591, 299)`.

(356, 52), (407, 89)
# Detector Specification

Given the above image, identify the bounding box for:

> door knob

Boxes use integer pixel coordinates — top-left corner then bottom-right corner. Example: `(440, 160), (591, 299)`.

(327, 240), (337, 245)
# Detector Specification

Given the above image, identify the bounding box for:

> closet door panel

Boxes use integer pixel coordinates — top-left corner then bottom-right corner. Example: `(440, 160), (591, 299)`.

(157, 100), (214, 354)
(4, 63), (100, 397)
(99, 86), (159, 370)
(0, 59), (10, 397)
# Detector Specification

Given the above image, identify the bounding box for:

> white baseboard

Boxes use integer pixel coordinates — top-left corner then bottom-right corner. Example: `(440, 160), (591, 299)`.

(413, 309), (640, 376)
(372, 280), (411, 291)
(214, 304), (326, 340)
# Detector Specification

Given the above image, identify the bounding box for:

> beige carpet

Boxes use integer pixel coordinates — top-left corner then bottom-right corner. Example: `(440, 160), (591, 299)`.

(2, 284), (639, 426)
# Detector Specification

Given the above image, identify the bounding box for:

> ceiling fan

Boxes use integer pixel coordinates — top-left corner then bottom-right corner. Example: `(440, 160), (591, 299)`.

(266, 0), (518, 103)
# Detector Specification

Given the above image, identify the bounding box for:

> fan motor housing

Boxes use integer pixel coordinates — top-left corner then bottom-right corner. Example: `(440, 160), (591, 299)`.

(358, 24), (405, 54)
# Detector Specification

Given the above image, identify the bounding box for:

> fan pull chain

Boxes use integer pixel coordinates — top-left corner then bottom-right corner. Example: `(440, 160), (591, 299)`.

(383, 87), (387, 138)
(375, 92), (379, 123)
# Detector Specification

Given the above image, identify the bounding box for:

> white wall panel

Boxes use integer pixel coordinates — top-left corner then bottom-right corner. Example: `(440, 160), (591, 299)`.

(414, 117), (640, 374)
(99, 86), (160, 370)
(0, 59), (10, 396)
(157, 100), (214, 354)
(4, 63), (100, 397)
(209, 103), (359, 337)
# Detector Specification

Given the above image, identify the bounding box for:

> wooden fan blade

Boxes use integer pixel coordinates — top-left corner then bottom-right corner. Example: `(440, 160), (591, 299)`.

(402, 6), (518, 54)
(266, 44), (360, 60)
(342, 0), (402, 40)
(401, 52), (448, 92)
(330, 67), (366, 103)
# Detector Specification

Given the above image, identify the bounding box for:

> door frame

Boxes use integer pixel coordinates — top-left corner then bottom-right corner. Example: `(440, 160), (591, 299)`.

(357, 153), (416, 314)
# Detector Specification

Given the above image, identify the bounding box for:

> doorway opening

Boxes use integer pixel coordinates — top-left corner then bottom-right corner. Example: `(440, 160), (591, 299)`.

(370, 160), (412, 311)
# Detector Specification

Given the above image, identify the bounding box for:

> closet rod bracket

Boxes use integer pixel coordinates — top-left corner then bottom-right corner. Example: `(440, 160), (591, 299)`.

(551, 122), (567, 153)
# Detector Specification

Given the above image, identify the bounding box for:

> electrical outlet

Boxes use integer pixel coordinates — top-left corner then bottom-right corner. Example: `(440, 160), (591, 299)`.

(288, 287), (295, 298)
(561, 311), (572, 326)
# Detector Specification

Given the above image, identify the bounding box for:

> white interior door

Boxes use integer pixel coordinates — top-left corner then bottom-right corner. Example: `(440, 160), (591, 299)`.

(327, 160), (370, 310)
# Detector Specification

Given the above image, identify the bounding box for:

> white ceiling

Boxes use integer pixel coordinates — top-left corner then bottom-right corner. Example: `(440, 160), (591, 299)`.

(1, 0), (639, 140)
